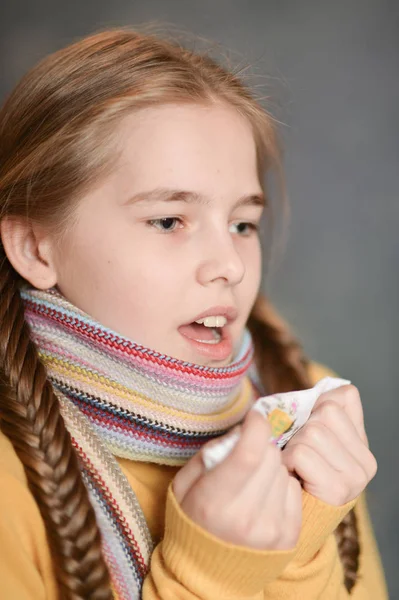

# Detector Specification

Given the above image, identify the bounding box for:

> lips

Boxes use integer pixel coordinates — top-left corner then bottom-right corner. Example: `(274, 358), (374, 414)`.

(190, 305), (238, 324)
(178, 305), (237, 361)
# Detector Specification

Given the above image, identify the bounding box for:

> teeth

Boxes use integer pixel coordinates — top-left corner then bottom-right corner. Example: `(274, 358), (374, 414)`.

(195, 316), (227, 328)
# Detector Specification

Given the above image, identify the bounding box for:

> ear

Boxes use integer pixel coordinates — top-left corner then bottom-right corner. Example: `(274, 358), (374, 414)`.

(0, 217), (58, 289)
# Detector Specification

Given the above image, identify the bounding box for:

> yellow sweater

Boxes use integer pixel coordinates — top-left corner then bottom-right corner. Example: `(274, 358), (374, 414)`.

(0, 363), (388, 599)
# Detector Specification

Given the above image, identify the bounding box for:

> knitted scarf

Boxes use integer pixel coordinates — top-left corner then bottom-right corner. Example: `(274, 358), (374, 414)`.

(20, 285), (258, 599)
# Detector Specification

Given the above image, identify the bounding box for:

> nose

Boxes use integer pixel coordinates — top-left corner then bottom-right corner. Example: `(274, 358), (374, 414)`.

(196, 228), (245, 287)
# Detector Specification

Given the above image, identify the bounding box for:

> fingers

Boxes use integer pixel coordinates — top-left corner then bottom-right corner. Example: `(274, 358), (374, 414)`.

(174, 409), (303, 550)
(314, 384), (367, 444)
(308, 406), (377, 481)
(282, 416), (377, 505)
(296, 420), (363, 473)
(172, 449), (206, 503)
(199, 410), (272, 501)
(226, 445), (287, 549)
(175, 410), (272, 507)
(231, 434), (283, 516)
(280, 475), (302, 549)
(282, 442), (343, 504)
(252, 465), (288, 549)
(258, 469), (302, 550)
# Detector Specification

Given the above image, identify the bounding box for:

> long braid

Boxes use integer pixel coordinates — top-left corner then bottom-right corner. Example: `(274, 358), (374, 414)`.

(0, 251), (113, 599)
(248, 292), (360, 593)
(336, 511), (360, 592)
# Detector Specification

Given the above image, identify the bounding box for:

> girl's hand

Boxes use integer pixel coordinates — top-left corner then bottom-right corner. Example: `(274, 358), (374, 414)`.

(172, 409), (302, 551)
(281, 384), (378, 505)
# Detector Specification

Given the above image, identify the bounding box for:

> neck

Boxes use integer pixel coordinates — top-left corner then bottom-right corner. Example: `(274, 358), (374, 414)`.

(20, 284), (257, 465)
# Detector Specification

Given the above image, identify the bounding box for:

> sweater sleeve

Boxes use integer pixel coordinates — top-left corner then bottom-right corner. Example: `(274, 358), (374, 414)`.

(142, 482), (295, 599)
(261, 492), (388, 599)
(142, 483), (357, 599)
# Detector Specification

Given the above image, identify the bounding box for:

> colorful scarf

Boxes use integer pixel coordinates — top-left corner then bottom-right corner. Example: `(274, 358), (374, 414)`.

(20, 285), (258, 599)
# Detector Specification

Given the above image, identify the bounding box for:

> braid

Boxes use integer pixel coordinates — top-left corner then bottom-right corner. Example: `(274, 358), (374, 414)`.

(248, 292), (359, 593)
(0, 251), (113, 599)
(336, 510), (360, 592)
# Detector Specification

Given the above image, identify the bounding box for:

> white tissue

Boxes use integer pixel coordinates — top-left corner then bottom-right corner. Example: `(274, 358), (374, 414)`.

(202, 376), (351, 471)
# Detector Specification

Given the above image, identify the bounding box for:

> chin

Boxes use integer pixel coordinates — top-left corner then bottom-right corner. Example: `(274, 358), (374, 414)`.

(172, 346), (233, 368)
(182, 352), (230, 368)
(199, 353), (234, 368)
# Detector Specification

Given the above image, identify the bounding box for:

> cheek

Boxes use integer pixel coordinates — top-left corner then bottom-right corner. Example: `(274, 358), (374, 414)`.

(233, 240), (262, 332)
(244, 239), (262, 293)
(121, 248), (189, 325)
(130, 251), (184, 295)
(253, 243), (262, 284)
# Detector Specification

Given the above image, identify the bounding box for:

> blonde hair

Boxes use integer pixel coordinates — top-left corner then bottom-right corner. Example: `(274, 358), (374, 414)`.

(0, 29), (359, 597)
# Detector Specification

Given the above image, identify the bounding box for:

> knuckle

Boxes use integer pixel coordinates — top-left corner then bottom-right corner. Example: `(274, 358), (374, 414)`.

(232, 516), (252, 540)
(197, 499), (217, 524)
(332, 479), (350, 505)
(172, 483), (182, 503)
(352, 466), (368, 491)
(264, 522), (280, 545)
(290, 444), (310, 465)
(172, 479), (183, 502)
(319, 400), (341, 421)
(303, 422), (324, 445)
(237, 446), (262, 471)
(367, 451), (378, 478)
(346, 384), (361, 401)
(371, 454), (378, 476)
(340, 385), (362, 410)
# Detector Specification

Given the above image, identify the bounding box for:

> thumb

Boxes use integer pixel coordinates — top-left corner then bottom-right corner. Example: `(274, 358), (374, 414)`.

(172, 450), (205, 504)
(172, 425), (242, 503)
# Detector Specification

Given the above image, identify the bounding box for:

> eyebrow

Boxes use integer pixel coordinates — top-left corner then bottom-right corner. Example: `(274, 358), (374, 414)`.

(123, 187), (266, 209)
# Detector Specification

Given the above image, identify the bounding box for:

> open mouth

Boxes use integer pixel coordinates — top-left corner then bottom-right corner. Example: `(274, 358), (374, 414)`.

(178, 321), (223, 344)
(177, 312), (234, 361)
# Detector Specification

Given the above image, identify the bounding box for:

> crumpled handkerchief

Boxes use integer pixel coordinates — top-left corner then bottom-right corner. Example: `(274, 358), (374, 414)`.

(202, 376), (351, 471)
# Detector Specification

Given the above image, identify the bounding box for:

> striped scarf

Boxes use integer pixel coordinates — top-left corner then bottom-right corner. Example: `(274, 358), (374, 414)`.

(20, 285), (257, 599)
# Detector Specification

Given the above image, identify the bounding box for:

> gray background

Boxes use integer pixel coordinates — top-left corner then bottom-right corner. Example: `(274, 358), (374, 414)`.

(1, 0), (398, 596)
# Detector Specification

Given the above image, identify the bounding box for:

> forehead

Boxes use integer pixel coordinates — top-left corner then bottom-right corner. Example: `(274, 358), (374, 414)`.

(114, 103), (260, 192)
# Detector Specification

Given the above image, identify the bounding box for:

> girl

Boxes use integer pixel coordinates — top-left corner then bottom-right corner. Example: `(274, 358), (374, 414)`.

(0, 29), (387, 599)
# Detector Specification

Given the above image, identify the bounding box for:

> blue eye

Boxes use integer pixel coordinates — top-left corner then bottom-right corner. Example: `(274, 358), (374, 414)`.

(148, 217), (182, 232)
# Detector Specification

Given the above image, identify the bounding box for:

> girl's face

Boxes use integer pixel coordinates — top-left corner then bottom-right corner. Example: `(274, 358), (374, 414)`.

(52, 103), (264, 367)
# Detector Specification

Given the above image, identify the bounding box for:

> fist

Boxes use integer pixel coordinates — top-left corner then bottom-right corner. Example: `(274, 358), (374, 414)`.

(281, 384), (377, 505)
(173, 410), (303, 550)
